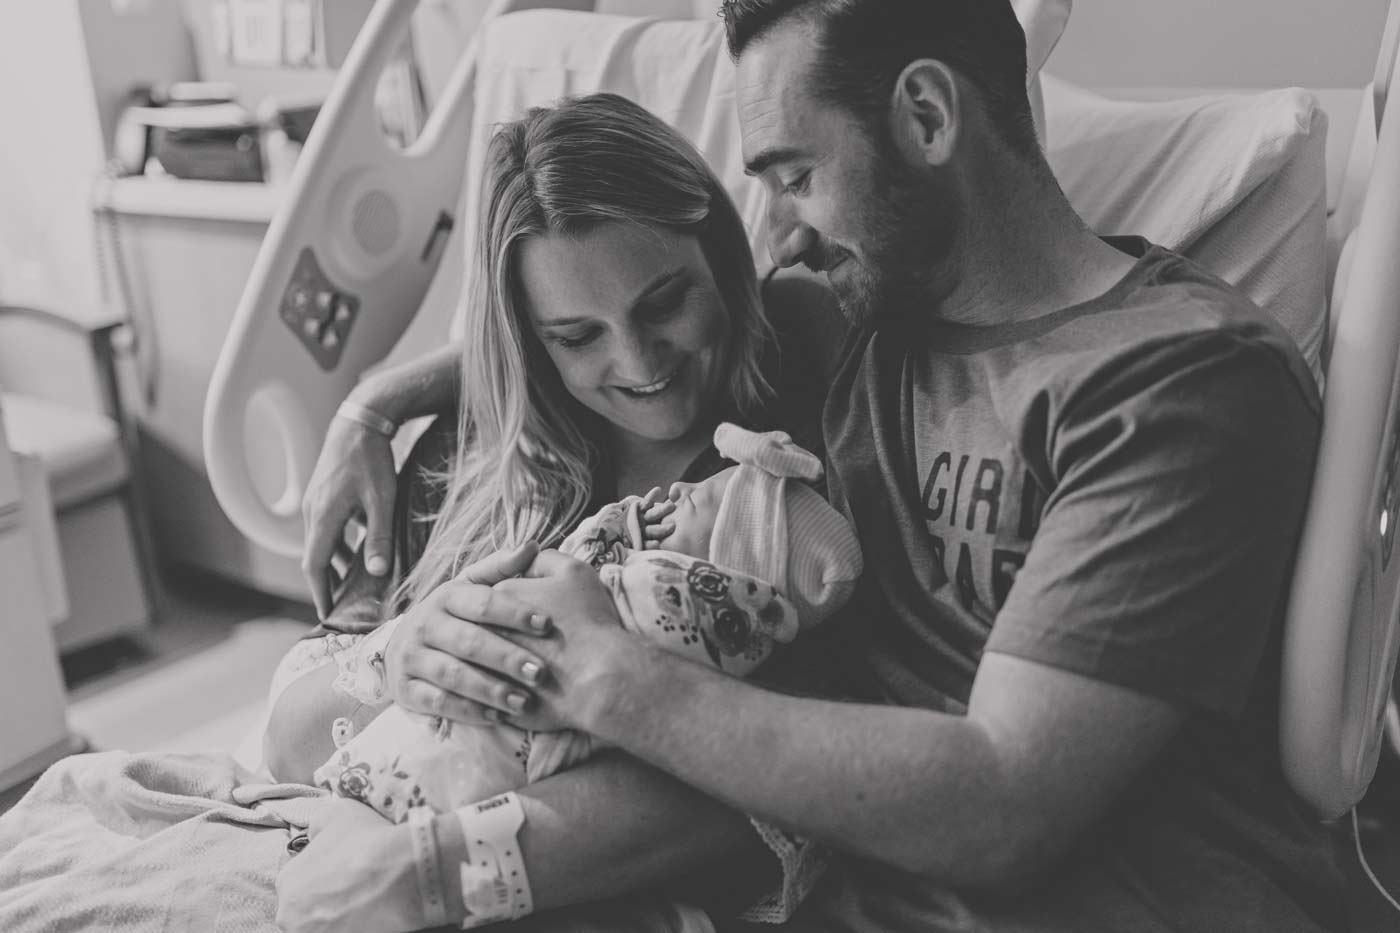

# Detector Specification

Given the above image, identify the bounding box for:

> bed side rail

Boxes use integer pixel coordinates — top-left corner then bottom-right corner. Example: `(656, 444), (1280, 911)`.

(204, 0), (593, 558)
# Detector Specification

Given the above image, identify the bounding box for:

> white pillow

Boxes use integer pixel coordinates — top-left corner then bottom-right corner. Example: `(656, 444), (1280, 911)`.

(1015, 0), (1073, 76)
(1042, 74), (1330, 385)
(1015, 0), (1073, 140)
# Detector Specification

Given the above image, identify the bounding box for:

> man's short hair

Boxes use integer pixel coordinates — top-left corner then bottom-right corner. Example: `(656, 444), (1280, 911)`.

(722, 0), (1039, 159)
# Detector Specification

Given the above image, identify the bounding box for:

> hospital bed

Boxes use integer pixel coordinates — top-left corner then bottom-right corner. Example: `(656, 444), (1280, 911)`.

(206, 0), (1400, 826)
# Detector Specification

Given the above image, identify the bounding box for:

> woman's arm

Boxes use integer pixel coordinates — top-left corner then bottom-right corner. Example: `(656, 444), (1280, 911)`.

(263, 657), (388, 784)
(274, 548), (784, 932)
(264, 523), (402, 783)
(270, 536), (549, 786)
(302, 343), (464, 616)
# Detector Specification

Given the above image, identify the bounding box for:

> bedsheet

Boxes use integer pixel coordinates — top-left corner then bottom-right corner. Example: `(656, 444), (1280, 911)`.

(0, 751), (723, 932)
(0, 750), (328, 932)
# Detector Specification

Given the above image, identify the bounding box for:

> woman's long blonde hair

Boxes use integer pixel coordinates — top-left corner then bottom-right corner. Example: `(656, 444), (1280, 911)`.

(396, 93), (772, 607)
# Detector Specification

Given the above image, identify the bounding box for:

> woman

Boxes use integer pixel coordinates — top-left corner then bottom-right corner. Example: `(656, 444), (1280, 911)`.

(268, 92), (847, 931)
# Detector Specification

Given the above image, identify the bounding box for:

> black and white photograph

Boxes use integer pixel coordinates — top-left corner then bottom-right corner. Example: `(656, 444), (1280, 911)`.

(0, 0), (1398, 929)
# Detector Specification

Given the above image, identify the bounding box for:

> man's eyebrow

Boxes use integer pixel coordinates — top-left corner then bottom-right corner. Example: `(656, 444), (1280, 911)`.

(744, 146), (806, 177)
(534, 268), (686, 328)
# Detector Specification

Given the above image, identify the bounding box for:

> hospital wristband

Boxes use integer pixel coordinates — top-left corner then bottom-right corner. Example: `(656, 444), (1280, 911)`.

(407, 806), (450, 929)
(454, 792), (533, 928)
(336, 399), (398, 438)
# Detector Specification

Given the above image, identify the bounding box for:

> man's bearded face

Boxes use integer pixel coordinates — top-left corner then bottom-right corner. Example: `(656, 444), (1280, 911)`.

(805, 138), (961, 326)
(737, 22), (962, 326)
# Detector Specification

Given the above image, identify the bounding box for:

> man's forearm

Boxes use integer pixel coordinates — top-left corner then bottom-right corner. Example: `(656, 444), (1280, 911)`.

(432, 751), (771, 917)
(578, 641), (1017, 885)
(356, 343), (462, 423)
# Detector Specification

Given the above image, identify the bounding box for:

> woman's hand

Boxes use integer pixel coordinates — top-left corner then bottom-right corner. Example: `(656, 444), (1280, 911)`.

(490, 550), (639, 733)
(275, 799), (420, 933)
(301, 413), (399, 619)
(384, 543), (561, 728)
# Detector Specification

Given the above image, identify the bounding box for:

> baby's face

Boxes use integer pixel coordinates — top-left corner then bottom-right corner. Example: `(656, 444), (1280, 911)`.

(659, 466), (737, 558)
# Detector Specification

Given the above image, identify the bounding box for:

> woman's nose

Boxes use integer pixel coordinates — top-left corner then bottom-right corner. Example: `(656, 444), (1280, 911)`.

(612, 325), (665, 382)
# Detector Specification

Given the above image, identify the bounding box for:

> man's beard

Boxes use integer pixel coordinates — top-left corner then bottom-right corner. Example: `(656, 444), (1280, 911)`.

(817, 151), (961, 327)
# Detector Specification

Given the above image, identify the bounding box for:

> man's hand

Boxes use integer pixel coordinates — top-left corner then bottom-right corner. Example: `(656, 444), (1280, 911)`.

(275, 799), (420, 933)
(301, 414), (398, 618)
(384, 543), (561, 727)
(421, 547), (639, 731)
(491, 549), (638, 731)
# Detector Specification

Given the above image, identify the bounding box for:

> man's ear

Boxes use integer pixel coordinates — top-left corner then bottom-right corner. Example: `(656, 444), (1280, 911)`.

(889, 59), (960, 168)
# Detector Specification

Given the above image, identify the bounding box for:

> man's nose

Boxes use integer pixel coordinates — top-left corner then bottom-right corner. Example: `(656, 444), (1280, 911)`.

(766, 206), (817, 269)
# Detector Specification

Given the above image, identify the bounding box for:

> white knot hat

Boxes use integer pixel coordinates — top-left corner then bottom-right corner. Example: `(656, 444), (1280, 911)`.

(708, 423), (863, 628)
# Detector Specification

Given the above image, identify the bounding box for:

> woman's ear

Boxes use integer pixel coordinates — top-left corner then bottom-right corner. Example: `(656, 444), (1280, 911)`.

(888, 59), (960, 169)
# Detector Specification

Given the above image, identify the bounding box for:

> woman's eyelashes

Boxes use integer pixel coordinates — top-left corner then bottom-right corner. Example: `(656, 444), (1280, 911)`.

(640, 284), (691, 321)
(549, 328), (600, 350)
(543, 288), (692, 351)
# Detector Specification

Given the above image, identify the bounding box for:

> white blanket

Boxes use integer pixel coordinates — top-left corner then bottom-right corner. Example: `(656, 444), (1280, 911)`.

(0, 751), (331, 933)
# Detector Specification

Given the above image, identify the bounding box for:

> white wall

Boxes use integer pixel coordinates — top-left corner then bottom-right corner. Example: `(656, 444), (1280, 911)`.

(180, 0), (340, 108)
(1050, 0), (1391, 90)
(413, 0), (706, 107)
(0, 0), (195, 323)
(81, 0), (198, 158)
(416, 0), (1393, 93)
(0, 3), (108, 320)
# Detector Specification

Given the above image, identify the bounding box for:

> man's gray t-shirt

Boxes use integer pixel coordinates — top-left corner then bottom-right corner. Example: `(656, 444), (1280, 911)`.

(787, 239), (1344, 931)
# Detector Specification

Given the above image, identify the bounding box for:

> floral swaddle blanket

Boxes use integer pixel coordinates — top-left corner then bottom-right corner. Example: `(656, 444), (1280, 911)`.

(314, 497), (804, 823)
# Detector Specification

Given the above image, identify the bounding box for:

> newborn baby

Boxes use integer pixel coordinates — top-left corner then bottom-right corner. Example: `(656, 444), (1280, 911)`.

(314, 423), (863, 823)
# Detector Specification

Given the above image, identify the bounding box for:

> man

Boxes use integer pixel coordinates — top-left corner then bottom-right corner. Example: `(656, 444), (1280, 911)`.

(285, 1), (1342, 929)
(478, 0), (1339, 928)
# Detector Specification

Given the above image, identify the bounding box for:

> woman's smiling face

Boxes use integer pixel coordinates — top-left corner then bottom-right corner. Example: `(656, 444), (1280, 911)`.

(517, 222), (730, 447)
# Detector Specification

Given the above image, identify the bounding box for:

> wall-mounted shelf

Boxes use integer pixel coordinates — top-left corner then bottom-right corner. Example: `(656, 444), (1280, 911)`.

(94, 175), (284, 225)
